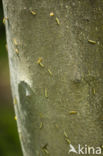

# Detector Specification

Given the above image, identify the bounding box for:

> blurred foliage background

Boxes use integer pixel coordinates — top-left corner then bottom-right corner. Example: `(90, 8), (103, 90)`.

(0, 1), (22, 155)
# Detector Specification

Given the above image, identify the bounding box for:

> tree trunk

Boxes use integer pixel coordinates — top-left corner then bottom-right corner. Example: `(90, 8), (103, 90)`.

(2, 0), (103, 155)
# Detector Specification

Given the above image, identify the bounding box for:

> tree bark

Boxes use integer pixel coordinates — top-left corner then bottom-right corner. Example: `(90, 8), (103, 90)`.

(3, 0), (103, 155)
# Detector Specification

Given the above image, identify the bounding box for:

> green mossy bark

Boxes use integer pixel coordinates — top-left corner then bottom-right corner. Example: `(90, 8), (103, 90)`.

(3, 0), (103, 155)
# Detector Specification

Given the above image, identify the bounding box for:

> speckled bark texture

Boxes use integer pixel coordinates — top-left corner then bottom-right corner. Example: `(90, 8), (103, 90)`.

(2, 0), (103, 156)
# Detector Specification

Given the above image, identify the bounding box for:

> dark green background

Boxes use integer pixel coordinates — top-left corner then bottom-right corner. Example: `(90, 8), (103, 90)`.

(0, 1), (22, 155)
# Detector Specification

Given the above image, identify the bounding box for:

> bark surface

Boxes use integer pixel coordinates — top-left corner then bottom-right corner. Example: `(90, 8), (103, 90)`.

(3, 0), (103, 156)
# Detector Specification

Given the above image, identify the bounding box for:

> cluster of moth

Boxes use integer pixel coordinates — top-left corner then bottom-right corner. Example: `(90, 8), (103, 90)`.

(3, 8), (100, 155)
